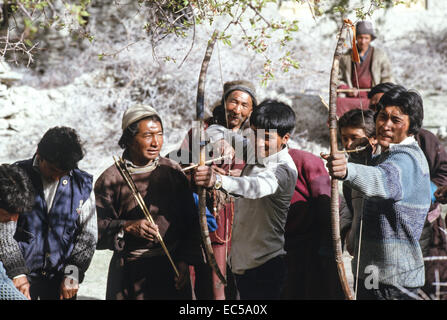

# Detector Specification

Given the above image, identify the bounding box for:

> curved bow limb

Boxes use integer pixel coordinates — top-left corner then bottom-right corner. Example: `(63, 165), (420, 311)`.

(196, 30), (227, 287)
(329, 20), (354, 300)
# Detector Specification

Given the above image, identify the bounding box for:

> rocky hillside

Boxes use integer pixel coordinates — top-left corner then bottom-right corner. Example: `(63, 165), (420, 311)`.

(0, 1), (446, 300)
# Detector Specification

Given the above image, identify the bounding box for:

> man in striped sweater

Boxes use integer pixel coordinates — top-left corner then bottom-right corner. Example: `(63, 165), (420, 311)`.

(324, 88), (431, 300)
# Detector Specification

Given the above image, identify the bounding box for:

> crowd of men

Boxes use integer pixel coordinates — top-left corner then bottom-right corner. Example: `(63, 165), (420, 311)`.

(0, 20), (447, 301)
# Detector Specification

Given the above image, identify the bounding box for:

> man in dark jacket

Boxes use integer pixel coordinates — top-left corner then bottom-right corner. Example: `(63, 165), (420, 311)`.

(95, 104), (202, 300)
(0, 127), (97, 300)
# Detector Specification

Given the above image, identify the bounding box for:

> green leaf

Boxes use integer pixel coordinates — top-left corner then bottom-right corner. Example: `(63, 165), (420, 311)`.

(24, 39), (33, 47)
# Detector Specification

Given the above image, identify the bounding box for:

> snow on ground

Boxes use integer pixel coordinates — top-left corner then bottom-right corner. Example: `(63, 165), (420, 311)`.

(77, 249), (112, 300)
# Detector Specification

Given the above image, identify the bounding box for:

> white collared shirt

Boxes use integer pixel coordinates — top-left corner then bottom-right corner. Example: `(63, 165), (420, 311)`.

(220, 147), (298, 274)
(378, 135), (416, 155)
(389, 135), (416, 147)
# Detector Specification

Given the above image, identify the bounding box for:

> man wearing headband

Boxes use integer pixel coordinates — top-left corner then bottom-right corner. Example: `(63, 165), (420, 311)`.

(95, 104), (202, 300)
(169, 80), (256, 300)
(211, 80), (257, 131)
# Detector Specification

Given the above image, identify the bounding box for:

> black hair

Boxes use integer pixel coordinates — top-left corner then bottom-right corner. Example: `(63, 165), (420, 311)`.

(367, 82), (405, 99)
(338, 109), (376, 138)
(118, 115), (163, 149)
(250, 99), (296, 137)
(376, 88), (424, 135)
(37, 126), (84, 171)
(0, 164), (35, 214)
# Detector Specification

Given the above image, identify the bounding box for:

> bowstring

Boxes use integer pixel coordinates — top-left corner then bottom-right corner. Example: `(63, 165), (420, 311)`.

(217, 39), (232, 264)
(217, 39), (232, 176)
(347, 23), (367, 300)
(217, 38), (229, 138)
(217, 40), (224, 90)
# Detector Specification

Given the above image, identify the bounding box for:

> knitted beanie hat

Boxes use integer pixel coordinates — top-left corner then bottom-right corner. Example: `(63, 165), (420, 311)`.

(121, 104), (162, 130)
(356, 21), (376, 41)
(222, 80), (257, 107)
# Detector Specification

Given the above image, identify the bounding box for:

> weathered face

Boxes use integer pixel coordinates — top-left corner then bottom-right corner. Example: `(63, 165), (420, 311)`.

(37, 154), (70, 182)
(356, 34), (372, 52)
(225, 90), (253, 130)
(369, 92), (384, 112)
(375, 106), (410, 150)
(251, 126), (289, 158)
(128, 119), (163, 166)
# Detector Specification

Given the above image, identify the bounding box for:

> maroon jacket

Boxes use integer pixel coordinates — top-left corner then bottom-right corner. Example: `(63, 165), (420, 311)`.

(283, 148), (344, 299)
(285, 148), (332, 253)
(415, 128), (447, 187)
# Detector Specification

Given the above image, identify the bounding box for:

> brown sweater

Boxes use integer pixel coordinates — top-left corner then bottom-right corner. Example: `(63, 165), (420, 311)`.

(94, 156), (202, 265)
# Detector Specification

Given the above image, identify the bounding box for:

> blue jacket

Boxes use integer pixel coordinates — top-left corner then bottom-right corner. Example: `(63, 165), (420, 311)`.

(15, 158), (92, 280)
(192, 193), (217, 232)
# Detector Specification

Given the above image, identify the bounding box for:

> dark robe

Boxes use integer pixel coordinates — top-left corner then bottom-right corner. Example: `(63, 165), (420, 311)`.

(415, 129), (447, 299)
(281, 149), (344, 300)
(95, 156), (202, 300)
(415, 128), (447, 188)
(351, 46), (374, 98)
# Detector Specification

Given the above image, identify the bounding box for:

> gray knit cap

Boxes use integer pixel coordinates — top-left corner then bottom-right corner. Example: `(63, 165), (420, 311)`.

(356, 21), (376, 41)
(222, 80), (257, 107)
(121, 104), (162, 130)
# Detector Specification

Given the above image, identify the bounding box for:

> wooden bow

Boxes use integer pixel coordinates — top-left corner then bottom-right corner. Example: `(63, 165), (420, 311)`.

(328, 20), (354, 300)
(196, 30), (227, 287)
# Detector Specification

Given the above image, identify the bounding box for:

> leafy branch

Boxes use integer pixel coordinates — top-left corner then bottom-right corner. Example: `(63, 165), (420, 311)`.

(0, 0), (92, 63)
(0, 0), (408, 84)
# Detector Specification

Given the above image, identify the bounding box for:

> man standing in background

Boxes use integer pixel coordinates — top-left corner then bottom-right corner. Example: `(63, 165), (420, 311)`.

(338, 21), (393, 98)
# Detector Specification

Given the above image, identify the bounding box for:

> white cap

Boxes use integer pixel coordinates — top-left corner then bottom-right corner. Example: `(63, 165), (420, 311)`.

(121, 104), (161, 130)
